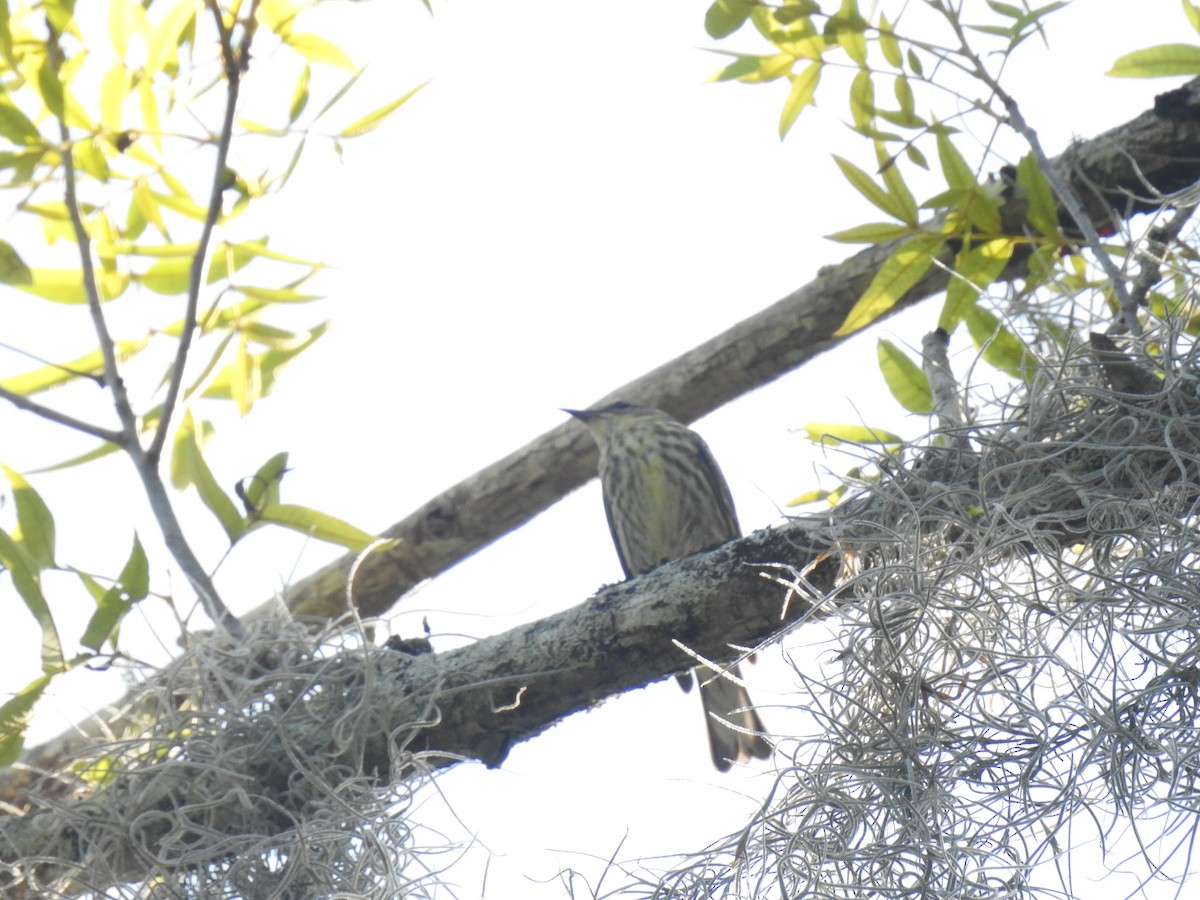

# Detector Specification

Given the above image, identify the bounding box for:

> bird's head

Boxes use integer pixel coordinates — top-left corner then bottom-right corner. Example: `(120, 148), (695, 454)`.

(562, 402), (673, 440)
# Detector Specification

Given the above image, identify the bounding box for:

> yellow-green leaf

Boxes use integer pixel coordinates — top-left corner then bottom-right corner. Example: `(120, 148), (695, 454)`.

(171, 412), (245, 541)
(0, 340), (147, 395)
(964, 305), (1036, 381)
(878, 13), (902, 67)
(849, 68), (874, 129)
(705, 0), (754, 37)
(803, 422), (903, 445)
(1109, 42), (1200, 77)
(826, 222), (915, 244)
(941, 238), (1017, 331)
(284, 32), (355, 71)
(834, 155), (907, 220)
(289, 65), (311, 124)
(836, 233), (945, 335)
(877, 141), (917, 224)
(79, 535), (148, 651)
(0, 240), (30, 284)
(1016, 153), (1059, 237)
(2, 465), (55, 569)
(936, 130), (976, 192)
(146, 0), (196, 75)
(256, 503), (377, 552)
(137, 256), (191, 295)
(877, 339), (932, 413)
(0, 529), (62, 674)
(337, 80), (430, 138)
(239, 452), (288, 515)
(0, 674), (53, 768)
(780, 62), (821, 138)
(100, 63), (132, 132)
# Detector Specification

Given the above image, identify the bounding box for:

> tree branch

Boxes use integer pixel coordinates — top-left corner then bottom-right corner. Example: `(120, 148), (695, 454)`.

(268, 77), (1200, 622)
(0, 385), (124, 446)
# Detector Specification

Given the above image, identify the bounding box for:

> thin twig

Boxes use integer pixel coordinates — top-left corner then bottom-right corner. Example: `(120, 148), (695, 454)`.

(51, 22), (242, 639)
(147, 0), (254, 464)
(0, 385), (124, 445)
(935, 1), (1142, 335)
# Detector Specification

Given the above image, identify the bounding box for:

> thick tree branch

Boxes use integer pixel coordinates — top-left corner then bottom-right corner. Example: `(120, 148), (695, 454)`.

(272, 77), (1200, 623)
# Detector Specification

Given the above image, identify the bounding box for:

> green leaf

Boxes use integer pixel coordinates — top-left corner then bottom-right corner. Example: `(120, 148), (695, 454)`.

(877, 339), (933, 413)
(256, 503), (378, 552)
(836, 233), (945, 335)
(877, 142), (917, 224)
(779, 62), (821, 138)
(705, 0), (754, 37)
(145, 0), (195, 75)
(803, 422), (903, 445)
(849, 68), (874, 129)
(100, 63), (132, 132)
(0, 674), (53, 769)
(1186, 0), (1200, 33)
(1108, 43), (1200, 77)
(238, 452), (289, 515)
(0, 240), (30, 284)
(0, 340), (147, 395)
(0, 0), (13, 68)
(204, 321), (328, 402)
(0, 95), (43, 146)
(1016, 153), (1059, 237)
(826, 222), (915, 244)
(79, 535), (148, 651)
(964, 305), (1036, 381)
(834, 155), (908, 220)
(284, 32), (355, 71)
(288, 65), (311, 124)
(709, 52), (795, 83)
(936, 130), (976, 192)
(36, 57), (65, 119)
(878, 13), (902, 67)
(2, 465), (55, 569)
(171, 412), (246, 541)
(0, 529), (63, 674)
(137, 256), (191, 295)
(941, 238), (1016, 330)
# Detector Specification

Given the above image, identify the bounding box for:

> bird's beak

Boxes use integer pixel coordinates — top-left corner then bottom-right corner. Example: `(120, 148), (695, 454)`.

(561, 407), (594, 421)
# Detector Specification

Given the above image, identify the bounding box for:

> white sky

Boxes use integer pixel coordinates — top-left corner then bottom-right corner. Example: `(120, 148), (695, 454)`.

(0, 0), (1192, 895)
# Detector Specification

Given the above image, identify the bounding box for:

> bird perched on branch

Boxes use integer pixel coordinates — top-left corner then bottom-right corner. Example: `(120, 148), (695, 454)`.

(564, 401), (771, 772)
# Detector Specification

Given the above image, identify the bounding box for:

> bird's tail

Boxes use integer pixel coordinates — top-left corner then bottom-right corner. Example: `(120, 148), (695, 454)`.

(698, 664), (772, 772)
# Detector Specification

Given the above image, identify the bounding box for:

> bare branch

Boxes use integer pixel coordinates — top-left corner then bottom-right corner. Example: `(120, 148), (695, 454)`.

(0, 384), (124, 446)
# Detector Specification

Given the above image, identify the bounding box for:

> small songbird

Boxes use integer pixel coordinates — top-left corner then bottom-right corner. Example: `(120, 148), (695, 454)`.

(565, 401), (771, 771)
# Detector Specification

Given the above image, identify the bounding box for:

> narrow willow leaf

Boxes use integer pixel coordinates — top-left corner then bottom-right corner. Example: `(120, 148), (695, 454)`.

(338, 80), (430, 137)
(0, 340), (146, 395)
(833, 155), (907, 220)
(1108, 43), (1200, 77)
(0, 240), (30, 284)
(965, 305), (1036, 381)
(780, 62), (821, 138)
(171, 412), (246, 541)
(941, 238), (1017, 330)
(0, 674), (53, 768)
(1016, 153), (1059, 236)
(0, 530), (63, 673)
(836, 233), (945, 335)
(2, 465), (55, 569)
(79, 536), (149, 651)
(803, 422), (903, 445)
(289, 65), (311, 124)
(284, 32), (355, 71)
(256, 503), (377, 551)
(877, 339), (933, 413)
(239, 452), (288, 514)
(826, 222), (915, 243)
(878, 13), (902, 67)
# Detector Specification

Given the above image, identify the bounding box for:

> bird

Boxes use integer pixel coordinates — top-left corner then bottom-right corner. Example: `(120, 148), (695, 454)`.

(564, 401), (771, 771)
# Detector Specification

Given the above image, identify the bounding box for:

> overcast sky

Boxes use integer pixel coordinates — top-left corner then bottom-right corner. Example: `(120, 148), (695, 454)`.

(0, 0), (1191, 895)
